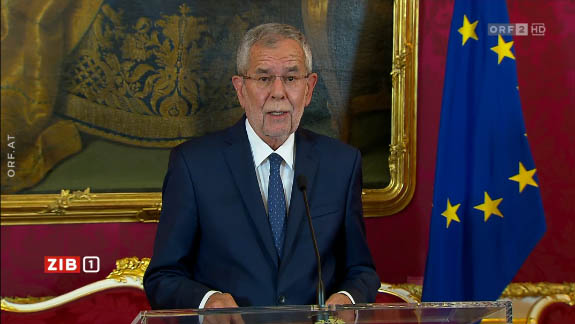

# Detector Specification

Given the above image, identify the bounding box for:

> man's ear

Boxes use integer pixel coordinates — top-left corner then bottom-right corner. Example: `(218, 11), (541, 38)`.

(232, 75), (245, 107)
(304, 73), (318, 106)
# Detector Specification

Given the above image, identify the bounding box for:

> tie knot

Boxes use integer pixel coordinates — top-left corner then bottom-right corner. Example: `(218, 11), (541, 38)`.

(268, 153), (283, 171)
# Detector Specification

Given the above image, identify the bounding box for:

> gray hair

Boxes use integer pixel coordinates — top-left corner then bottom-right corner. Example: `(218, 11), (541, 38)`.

(236, 23), (313, 75)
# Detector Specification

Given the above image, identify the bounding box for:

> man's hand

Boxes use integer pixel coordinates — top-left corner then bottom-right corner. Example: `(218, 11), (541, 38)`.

(326, 293), (355, 323)
(205, 292), (239, 308)
(325, 293), (352, 305)
(203, 293), (243, 324)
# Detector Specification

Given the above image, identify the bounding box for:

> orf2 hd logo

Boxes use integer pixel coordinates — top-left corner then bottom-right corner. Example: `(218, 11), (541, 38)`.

(44, 256), (100, 273)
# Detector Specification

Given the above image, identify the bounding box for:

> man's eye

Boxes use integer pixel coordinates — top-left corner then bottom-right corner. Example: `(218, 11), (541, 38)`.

(258, 76), (271, 82)
(284, 76), (296, 82)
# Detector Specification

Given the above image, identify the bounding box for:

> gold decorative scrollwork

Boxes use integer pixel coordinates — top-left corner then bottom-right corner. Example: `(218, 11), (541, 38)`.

(503, 282), (575, 302)
(315, 316), (346, 324)
(60, 2), (264, 147)
(2, 296), (54, 304)
(40, 188), (94, 215)
(390, 283), (423, 301)
(390, 45), (411, 89)
(0, 300), (18, 312)
(66, 4), (208, 118)
(106, 257), (151, 283)
(137, 204), (163, 223)
(388, 136), (409, 175)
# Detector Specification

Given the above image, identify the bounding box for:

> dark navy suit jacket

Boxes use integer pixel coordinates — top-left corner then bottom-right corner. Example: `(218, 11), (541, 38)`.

(143, 117), (380, 309)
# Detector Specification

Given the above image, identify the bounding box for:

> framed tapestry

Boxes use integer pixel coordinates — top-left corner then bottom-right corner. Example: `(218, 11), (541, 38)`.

(1, 0), (417, 224)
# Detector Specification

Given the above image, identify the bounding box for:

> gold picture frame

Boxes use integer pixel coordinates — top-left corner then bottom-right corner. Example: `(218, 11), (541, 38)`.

(0, 0), (417, 225)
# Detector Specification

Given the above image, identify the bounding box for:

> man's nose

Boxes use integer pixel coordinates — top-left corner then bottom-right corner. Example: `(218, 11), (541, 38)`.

(270, 76), (287, 100)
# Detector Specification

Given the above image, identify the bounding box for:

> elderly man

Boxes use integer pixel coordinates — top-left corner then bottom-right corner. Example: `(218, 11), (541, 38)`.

(144, 23), (380, 309)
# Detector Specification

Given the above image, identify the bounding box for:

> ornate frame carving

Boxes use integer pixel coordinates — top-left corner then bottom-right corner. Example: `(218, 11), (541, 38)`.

(0, 0), (417, 224)
(363, 0), (418, 216)
(1, 190), (161, 225)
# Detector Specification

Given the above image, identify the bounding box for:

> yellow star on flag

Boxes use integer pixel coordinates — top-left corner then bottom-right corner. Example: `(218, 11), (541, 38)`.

(491, 34), (516, 64)
(458, 15), (479, 45)
(442, 198), (461, 229)
(474, 192), (504, 222)
(509, 162), (539, 193)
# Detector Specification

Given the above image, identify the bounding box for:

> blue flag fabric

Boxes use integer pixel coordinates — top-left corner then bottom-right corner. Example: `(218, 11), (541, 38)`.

(422, 0), (546, 302)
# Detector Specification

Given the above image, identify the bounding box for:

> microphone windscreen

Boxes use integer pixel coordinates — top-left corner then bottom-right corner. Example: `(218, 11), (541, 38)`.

(296, 175), (308, 191)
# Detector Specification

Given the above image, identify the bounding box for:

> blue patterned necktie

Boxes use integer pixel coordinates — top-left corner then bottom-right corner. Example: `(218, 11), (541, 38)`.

(267, 153), (287, 258)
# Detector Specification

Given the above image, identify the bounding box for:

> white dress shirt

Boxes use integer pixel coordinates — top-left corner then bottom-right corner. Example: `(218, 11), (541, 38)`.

(245, 119), (295, 211)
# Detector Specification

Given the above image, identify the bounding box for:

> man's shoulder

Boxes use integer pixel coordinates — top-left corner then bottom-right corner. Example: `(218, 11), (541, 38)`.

(176, 129), (227, 151)
(297, 127), (359, 156)
(169, 126), (236, 163)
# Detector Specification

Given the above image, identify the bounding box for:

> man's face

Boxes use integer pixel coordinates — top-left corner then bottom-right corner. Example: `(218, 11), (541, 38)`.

(232, 38), (318, 149)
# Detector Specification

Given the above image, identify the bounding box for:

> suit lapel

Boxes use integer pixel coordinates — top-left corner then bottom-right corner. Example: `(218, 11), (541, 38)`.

(222, 119), (279, 267)
(281, 129), (319, 267)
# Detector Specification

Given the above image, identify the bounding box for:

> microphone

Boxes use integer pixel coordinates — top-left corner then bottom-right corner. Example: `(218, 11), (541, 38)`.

(296, 175), (325, 307)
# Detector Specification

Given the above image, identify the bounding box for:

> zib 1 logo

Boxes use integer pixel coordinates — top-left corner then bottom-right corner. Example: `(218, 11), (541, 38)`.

(44, 256), (100, 273)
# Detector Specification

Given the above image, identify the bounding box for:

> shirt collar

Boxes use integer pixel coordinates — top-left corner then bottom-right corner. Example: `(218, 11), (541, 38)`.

(245, 119), (295, 169)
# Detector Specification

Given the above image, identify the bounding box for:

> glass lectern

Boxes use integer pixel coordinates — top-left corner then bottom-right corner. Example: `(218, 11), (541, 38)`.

(132, 301), (512, 324)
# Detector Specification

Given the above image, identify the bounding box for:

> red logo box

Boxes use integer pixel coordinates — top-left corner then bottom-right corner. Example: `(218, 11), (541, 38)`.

(44, 256), (81, 273)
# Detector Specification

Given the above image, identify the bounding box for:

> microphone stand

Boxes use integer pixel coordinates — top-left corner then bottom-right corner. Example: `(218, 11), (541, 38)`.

(297, 175), (325, 307)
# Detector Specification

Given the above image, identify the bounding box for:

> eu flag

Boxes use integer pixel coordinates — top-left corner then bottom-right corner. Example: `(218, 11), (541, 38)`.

(422, 0), (546, 301)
